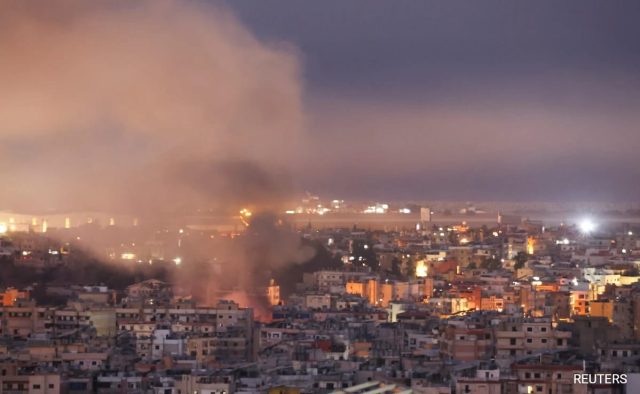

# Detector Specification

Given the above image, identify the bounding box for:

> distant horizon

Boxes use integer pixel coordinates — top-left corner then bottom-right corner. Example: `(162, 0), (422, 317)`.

(3, 200), (640, 214)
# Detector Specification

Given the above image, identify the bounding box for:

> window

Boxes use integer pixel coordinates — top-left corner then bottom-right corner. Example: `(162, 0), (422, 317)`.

(527, 327), (533, 332)
(510, 339), (516, 345)
(527, 338), (533, 343)
(32, 385), (41, 389)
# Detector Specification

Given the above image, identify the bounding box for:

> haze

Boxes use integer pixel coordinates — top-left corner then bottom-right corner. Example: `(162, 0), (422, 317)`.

(2, 0), (640, 215)
(228, 0), (640, 203)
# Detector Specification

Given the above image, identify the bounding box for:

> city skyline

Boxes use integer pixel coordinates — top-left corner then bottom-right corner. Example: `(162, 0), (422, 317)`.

(1, 2), (639, 393)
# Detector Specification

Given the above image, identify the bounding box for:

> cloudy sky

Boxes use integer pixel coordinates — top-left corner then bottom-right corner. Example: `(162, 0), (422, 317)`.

(224, 0), (640, 202)
(1, 1), (639, 214)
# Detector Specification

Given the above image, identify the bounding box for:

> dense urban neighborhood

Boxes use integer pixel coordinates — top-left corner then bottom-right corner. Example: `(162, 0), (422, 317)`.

(1, 204), (639, 393)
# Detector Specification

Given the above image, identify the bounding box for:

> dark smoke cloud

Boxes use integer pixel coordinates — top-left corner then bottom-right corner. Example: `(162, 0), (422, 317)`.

(171, 160), (293, 213)
(0, 0), (304, 214)
(172, 212), (316, 318)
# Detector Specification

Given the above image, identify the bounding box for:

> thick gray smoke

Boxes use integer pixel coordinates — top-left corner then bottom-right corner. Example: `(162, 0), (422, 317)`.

(0, 0), (314, 314)
(0, 0), (304, 214)
(172, 212), (316, 318)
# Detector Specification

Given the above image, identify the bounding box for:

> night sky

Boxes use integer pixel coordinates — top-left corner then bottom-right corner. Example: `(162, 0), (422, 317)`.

(223, 0), (640, 202)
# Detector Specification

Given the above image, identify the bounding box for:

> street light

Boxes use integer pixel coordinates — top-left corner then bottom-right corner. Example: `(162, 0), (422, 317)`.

(579, 218), (596, 235)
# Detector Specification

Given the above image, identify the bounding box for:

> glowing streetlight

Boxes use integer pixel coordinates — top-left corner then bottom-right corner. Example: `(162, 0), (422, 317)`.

(578, 218), (596, 234)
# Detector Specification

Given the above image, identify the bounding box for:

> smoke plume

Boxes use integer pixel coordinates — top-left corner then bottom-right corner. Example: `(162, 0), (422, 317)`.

(0, 0), (315, 315)
(0, 0), (304, 214)
(172, 212), (316, 318)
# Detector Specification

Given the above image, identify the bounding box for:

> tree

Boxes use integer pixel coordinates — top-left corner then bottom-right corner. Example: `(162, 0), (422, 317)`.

(481, 257), (502, 271)
(404, 258), (415, 278)
(514, 252), (528, 270)
(390, 257), (402, 276)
